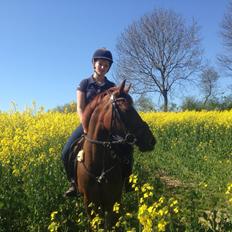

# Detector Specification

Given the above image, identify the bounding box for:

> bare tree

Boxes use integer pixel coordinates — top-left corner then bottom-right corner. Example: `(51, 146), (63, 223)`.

(200, 66), (219, 105)
(114, 8), (202, 111)
(218, 1), (232, 74)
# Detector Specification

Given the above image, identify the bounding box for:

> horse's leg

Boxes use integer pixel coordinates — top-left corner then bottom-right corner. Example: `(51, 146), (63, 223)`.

(83, 195), (94, 231)
(104, 196), (122, 230)
(104, 210), (119, 231)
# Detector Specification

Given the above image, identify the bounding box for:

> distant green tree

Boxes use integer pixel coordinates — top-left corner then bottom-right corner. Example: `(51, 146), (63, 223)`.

(50, 101), (76, 113)
(167, 102), (179, 112)
(181, 94), (232, 111)
(134, 95), (156, 112)
(181, 97), (203, 111)
(220, 94), (232, 110)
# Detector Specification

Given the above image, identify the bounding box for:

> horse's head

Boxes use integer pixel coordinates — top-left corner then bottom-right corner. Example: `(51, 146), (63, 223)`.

(83, 80), (156, 151)
(100, 80), (156, 151)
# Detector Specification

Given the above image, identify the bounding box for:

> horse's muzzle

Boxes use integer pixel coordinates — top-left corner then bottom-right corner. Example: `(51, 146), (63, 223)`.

(138, 134), (156, 151)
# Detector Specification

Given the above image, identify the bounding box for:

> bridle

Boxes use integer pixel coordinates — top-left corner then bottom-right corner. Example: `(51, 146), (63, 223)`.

(84, 93), (137, 149)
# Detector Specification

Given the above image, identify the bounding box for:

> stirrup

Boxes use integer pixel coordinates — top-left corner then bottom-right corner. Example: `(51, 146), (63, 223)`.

(64, 184), (80, 197)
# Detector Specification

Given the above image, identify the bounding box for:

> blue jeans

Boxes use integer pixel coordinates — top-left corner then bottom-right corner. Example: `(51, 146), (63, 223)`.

(61, 124), (83, 181)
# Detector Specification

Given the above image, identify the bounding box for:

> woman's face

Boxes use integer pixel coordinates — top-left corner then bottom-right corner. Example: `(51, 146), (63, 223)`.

(94, 59), (110, 75)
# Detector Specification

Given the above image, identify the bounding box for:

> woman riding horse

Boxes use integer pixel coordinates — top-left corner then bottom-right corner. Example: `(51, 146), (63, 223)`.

(62, 48), (115, 197)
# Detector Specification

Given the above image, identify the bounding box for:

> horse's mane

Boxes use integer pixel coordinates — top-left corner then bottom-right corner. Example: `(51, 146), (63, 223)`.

(82, 86), (118, 132)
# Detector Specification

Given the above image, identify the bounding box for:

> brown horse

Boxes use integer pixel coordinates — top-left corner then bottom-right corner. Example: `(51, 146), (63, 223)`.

(76, 80), (156, 229)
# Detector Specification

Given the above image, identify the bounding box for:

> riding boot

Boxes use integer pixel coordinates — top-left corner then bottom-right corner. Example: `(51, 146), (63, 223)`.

(63, 140), (84, 198)
(64, 154), (79, 197)
(64, 180), (80, 197)
(63, 162), (79, 198)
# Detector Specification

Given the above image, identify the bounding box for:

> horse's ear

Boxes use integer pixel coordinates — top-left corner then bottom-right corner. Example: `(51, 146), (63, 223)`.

(119, 80), (126, 93)
(124, 83), (131, 93)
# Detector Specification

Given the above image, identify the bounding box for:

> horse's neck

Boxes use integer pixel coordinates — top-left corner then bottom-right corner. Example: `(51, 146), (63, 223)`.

(88, 110), (109, 141)
(82, 95), (108, 135)
(84, 104), (112, 165)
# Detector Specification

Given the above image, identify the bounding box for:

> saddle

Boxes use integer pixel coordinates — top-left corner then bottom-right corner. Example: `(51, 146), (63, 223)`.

(72, 136), (85, 159)
(66, 136), (85, 183)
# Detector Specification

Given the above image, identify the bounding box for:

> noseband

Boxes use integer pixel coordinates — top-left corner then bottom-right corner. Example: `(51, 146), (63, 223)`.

(84, 93), (137, 149)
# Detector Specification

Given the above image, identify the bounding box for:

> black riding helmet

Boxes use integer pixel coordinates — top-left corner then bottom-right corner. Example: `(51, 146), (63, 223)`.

(92, 48), (113, 68)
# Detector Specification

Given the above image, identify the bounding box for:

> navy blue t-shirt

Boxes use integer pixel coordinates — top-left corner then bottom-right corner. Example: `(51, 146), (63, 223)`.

(77, 76), (116, 104)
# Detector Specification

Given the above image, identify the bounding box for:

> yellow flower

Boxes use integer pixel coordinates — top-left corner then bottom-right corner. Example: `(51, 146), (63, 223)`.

(90, 215), (102, 230)
(159, 196), (165, 204)
(50, 211), (58, 221)
(173, 207), (179, 213)
(138, 204), (147, 217)
(143, 192), (149, 198)
(125, 212), (133, 218)
(113, 202), (120, 213)
(158, 209), (164, 216)
(157, 219), (167, 232)
(170, 199), (178, 207)
(48, 221), (59, 232)
(148, 206), (153, 213)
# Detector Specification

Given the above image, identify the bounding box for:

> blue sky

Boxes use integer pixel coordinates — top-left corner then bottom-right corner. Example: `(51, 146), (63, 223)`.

(0, 0), (230, 111)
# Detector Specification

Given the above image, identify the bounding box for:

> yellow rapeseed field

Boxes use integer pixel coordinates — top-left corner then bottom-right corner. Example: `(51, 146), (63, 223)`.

(1, 110), (231, 173)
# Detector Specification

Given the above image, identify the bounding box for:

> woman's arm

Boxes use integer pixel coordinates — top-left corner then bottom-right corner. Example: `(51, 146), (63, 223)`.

(76, 90), (87, 133)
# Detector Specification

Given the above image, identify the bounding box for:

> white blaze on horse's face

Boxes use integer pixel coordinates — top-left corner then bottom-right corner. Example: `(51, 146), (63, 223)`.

(110, 94), (115, 102)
